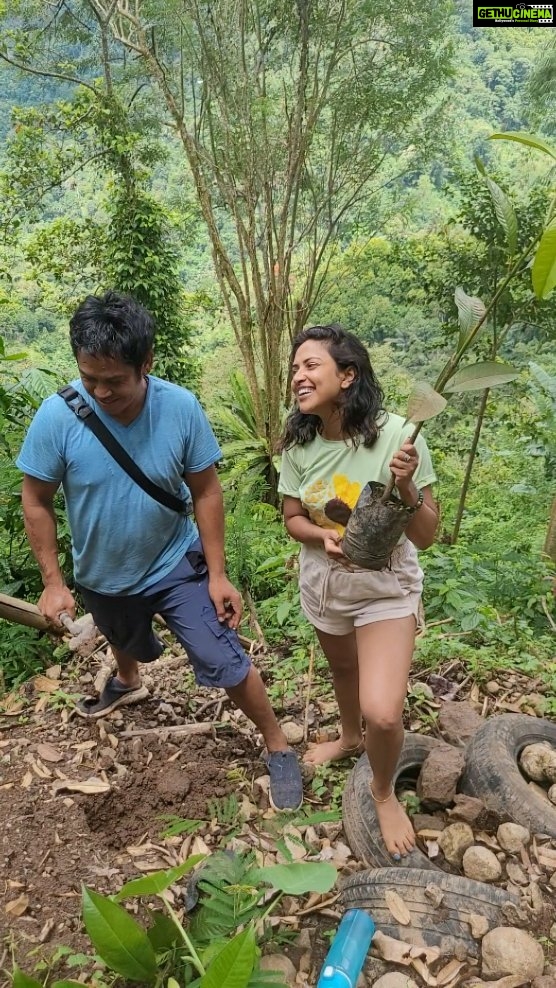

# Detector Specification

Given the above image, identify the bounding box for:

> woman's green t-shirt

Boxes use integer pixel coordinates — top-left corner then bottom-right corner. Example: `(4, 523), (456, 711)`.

(278, 412), (437, 534)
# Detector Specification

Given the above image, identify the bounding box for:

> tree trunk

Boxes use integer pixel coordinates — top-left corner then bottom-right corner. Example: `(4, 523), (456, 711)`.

(544, 496), (556, 563)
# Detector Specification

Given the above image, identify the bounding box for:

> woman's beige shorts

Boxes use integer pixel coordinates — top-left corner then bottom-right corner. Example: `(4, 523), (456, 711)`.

(298, 538), (424, 636)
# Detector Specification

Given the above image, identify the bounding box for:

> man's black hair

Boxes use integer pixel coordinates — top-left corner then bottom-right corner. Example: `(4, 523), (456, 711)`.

(69, 291), (155, 370)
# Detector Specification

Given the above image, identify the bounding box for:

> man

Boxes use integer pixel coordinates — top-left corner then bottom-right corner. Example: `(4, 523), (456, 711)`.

(17, 290), (303, 812)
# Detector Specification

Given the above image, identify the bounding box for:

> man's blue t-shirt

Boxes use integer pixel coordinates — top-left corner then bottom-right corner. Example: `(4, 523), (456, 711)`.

(16, 376), (222, 595)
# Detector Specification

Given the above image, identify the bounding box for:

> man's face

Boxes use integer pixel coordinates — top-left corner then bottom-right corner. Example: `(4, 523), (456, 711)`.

(77, 351), (152, 421)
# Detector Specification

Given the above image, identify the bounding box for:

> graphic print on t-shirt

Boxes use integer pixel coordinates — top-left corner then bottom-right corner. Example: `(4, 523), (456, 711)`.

(303, 472), (362, 533)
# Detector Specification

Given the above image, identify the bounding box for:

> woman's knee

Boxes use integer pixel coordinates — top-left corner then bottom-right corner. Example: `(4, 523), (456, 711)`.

(362, 705), (403, 734)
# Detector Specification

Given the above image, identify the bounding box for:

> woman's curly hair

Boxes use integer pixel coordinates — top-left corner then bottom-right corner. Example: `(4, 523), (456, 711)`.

(280, 324), (386, 450)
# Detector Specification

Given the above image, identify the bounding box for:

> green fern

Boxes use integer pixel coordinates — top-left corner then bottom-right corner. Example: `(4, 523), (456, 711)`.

(207, 793), (240, 827)
(189, 852), (265, 943)
(158, 815), (203, 839)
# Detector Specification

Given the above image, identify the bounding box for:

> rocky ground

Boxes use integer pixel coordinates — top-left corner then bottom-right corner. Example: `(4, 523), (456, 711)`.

(1, 622), (556, 988)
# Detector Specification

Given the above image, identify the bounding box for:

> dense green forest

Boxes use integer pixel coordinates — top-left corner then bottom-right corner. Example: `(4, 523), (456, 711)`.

(0, 1), (554, 697)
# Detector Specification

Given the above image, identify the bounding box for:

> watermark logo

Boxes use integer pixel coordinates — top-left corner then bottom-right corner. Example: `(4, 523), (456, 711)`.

(473, 2), (554, 26)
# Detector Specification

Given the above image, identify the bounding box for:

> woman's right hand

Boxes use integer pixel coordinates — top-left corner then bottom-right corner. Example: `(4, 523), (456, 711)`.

(323, 530), (352, 567)
(38, 585), (76, 627)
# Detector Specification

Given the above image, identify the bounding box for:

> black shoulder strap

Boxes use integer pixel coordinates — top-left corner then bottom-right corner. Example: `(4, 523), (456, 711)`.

(57, 386), (190, 515)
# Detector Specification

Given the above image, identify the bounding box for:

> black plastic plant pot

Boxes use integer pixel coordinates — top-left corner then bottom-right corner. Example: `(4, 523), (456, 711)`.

(341, 481), (411, 569)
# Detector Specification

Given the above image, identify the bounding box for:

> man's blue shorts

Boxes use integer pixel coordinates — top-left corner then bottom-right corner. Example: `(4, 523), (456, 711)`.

(78, 540), (251, 689)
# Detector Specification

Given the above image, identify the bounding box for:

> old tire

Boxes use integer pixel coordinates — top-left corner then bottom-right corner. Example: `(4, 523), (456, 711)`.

(342, 732), (444, 870)
(460, 714), (556, 837)
(341, 867), (518, 957)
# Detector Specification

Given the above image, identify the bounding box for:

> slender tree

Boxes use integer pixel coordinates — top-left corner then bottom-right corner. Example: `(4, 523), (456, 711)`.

(1, 0), (454, 496)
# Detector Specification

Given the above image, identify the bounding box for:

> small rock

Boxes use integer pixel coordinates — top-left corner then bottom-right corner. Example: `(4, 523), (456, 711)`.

(449, 793), (488, 825)
(465, 912), (490, 938)
(281, 721), (305, 745)
(373, 976), (418, 988)
(486, 680), (501, 694)
(296, 928), (312, 950)
(438, 700), (484, 745)
(533, 978), (555, 988)
(550, 922), (556, 941)
(412, 813), (446, 832)
(506, 861), (529, 885)
(520, 743), (556, 783)
(548, 784), (556, 806)
(438, 822), (474, 866)
(417, 745), (465, 806)
(481, 927), (545, 981)
(260, 954), (296, 985)
(412, 681), (434, 700)
(497, 823), (530, 854)
(462, 845), (502, 882)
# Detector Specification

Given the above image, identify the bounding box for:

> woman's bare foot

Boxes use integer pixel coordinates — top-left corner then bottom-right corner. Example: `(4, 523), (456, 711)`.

(303, 735), (364, 766)
(371, 784), (415, 859)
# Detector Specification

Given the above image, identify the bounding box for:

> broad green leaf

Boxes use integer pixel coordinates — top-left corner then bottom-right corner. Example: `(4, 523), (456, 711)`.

(474, 154), (486, 176)
(276, 600), (291, 625)
(82, 886), (157, 982)
(12, 971), (42, 988)
(52, 982), (90, 987)
(251, 861), (337, 895)
(485, 177), (518, 256)
(443, 361), (519, 393)
(406, 382), (447, 423)
(200, 928), (257, 988)
(532, 221), (556, 299)
(115, 854), (205, 900)
(454, 287), (486, 349)
(490, 131), (556, 160)
(146, 909), (181, 951)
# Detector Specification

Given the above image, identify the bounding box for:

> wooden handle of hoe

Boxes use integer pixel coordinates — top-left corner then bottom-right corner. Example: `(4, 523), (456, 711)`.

(0, 591), (61, 633)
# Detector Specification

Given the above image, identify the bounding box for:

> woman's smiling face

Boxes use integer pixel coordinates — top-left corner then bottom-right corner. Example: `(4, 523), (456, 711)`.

(291, 340), (355, 419)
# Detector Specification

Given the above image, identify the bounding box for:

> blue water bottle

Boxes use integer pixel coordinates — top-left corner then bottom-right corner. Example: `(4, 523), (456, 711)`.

(316, 908), (375, 987)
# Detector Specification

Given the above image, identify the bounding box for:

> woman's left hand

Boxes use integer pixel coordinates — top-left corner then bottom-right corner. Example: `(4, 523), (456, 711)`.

(389, 442), (419, 496)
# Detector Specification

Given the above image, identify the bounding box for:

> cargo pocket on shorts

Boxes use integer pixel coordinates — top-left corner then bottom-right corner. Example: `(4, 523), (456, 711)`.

(201, 607), (246, 660)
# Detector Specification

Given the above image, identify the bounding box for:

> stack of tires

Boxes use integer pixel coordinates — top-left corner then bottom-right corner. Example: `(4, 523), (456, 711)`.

(340, 715), (556, 954)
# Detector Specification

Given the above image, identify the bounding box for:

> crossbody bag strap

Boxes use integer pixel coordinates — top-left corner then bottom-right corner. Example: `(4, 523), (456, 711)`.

(57, 386), (190, 515)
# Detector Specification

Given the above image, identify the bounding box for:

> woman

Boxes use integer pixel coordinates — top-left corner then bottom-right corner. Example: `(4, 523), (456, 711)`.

(278, 325), (438, 859)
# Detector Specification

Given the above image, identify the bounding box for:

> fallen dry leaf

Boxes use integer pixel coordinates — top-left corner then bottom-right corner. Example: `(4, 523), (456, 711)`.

(73, 740), (97, 751)
(39, 918), (56, 943)
(411, 956), (438, 985)
(36, 743), (64, 763)
(20, 771), (33, 789)
(0, 783), (14, 791)
(384, 888), (412, 925)
(436, 959), (467, 986)
(32, 674), (60, 694)
(52, 776), (110, 795)
(30, 757), (52, 779)
(372, 931), (413, 965)
(5, 894), (29, 917)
